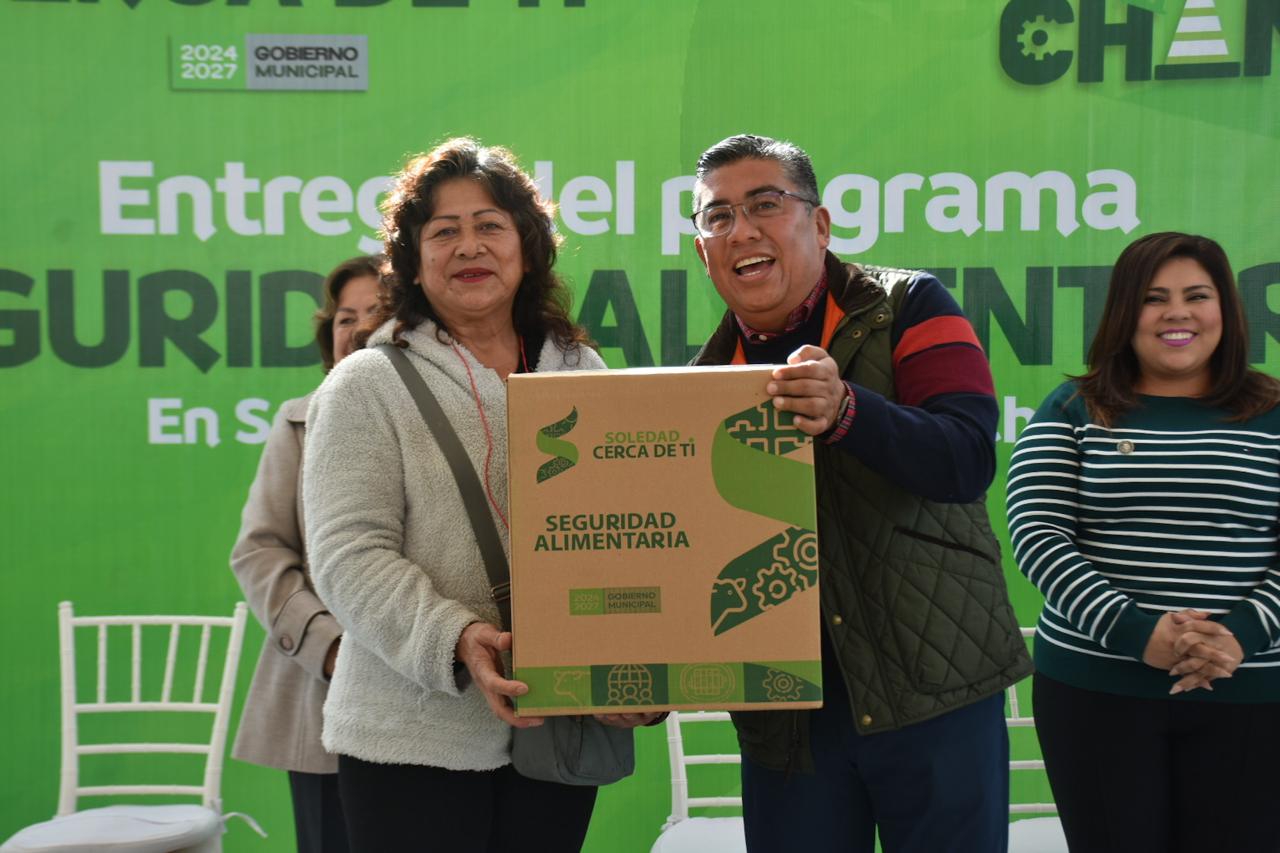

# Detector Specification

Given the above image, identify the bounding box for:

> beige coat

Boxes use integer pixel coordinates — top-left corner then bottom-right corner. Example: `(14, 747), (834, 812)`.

(230, 393), (343, 774)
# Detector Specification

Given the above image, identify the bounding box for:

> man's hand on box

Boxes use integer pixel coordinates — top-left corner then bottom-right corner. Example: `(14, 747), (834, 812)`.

(594, 712), (666, 728)
(769, 345), (848, 436)
(455, 622), (544, 729)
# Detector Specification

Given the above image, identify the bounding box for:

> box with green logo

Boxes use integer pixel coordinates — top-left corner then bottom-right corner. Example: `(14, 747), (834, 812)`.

(507, 366), (822, 716)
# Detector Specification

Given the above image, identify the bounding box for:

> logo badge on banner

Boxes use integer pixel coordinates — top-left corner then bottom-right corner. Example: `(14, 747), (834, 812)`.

(170, 35), (369, 91)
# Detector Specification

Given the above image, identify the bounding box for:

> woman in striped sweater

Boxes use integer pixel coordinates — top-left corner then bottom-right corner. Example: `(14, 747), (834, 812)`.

(1008, 232), (1280, 851)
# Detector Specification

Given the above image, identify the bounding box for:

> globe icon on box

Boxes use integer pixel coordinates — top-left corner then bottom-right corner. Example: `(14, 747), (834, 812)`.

(680, 663), (735, 703)
(606, 664), (654, 705)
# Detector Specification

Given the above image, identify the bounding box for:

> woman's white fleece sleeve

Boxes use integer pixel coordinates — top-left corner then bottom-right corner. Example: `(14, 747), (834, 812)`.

(302, 361), (482, 697)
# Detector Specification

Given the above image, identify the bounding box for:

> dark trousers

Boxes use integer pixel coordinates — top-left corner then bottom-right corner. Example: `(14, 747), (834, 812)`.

(741, 673), (1009, 853)
(1033, 673), (1280, 853)
(287, 770), (349, 853)
(336, 754), (598, 852)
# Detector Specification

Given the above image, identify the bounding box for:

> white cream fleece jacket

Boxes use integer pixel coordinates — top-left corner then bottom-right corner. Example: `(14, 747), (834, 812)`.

(304, 319), (604, 769)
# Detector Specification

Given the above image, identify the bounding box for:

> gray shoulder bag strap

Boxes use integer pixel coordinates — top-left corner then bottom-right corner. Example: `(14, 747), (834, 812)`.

(376, 343), (636, 787)
(377, 344), (511, 627)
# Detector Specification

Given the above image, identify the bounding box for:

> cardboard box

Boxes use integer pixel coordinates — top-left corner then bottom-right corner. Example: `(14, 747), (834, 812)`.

(507, 366), (822, 716)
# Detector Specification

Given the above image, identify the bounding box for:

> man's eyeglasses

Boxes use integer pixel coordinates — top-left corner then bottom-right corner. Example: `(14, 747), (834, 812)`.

(690, 190), (817, 239)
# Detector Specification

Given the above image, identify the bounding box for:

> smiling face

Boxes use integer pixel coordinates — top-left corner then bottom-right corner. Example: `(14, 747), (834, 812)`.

(417, 178), (527, 332)
(694, 158), (830, 332)
(1131, 256), (1223, 396)
(331, 273), (380, 365)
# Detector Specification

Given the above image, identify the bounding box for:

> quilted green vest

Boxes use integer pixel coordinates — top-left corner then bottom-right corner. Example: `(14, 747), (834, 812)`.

(693, 254), (1032, 772)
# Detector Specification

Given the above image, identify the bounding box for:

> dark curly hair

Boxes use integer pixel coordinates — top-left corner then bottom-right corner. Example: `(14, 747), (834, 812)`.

(314, 254), (384, 373)
(357, 137), (591, 352)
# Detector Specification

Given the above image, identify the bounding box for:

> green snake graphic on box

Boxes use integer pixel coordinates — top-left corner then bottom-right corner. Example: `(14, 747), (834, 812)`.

(536, 407), (579, 483)
(710, 401), (818, 635)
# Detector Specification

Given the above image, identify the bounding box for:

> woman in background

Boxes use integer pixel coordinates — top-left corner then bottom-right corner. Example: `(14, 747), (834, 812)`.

(1008, 232), (1280, 851)
(230, 255), (382, 853)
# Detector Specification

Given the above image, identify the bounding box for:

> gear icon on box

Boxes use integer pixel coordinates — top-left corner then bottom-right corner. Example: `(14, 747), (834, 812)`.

(762, 668), (803, 702)
(1018, 15), (1070, 61)
(752, 564), (799, 611)
(771, 529), (818, 589)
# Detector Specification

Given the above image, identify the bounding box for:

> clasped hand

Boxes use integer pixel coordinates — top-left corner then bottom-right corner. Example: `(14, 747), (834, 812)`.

(1142, 610), (1243, 694)
(455, 622), (662, 728)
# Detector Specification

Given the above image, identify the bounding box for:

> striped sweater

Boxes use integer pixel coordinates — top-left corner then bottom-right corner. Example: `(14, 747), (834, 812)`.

(1008, 381), (1280, 702)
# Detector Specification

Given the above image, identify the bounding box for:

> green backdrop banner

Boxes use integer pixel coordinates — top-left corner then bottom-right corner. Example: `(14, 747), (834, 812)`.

(3, 0), (1278, 849)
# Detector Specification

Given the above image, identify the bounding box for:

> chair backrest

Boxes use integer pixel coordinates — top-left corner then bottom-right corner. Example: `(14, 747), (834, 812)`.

(56, 601), (248, 815)
(661, 711), (742, 831)
(1007, 627), (1055, 818)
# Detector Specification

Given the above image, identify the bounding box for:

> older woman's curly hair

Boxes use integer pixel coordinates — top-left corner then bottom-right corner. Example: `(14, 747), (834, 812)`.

(357, 137), (591, 352)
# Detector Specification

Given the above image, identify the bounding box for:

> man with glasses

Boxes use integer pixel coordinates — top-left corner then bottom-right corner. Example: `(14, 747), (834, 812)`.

(690, 134), (1030, 853)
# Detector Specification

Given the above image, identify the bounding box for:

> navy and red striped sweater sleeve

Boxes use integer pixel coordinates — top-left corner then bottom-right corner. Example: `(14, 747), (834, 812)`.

(831, 273), (997, 503)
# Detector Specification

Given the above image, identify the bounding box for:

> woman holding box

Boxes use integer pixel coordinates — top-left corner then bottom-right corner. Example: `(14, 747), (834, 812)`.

(230, 254), (381, 853)
(1008, 232), (1280, 851)
(303, 138), (654, 852)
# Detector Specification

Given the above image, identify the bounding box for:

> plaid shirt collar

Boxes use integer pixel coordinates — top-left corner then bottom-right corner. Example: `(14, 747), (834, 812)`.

(735, 270), (829, 344)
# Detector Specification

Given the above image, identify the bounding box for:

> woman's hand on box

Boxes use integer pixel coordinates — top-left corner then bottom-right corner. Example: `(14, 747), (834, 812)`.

(455, 622), (544, 728)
